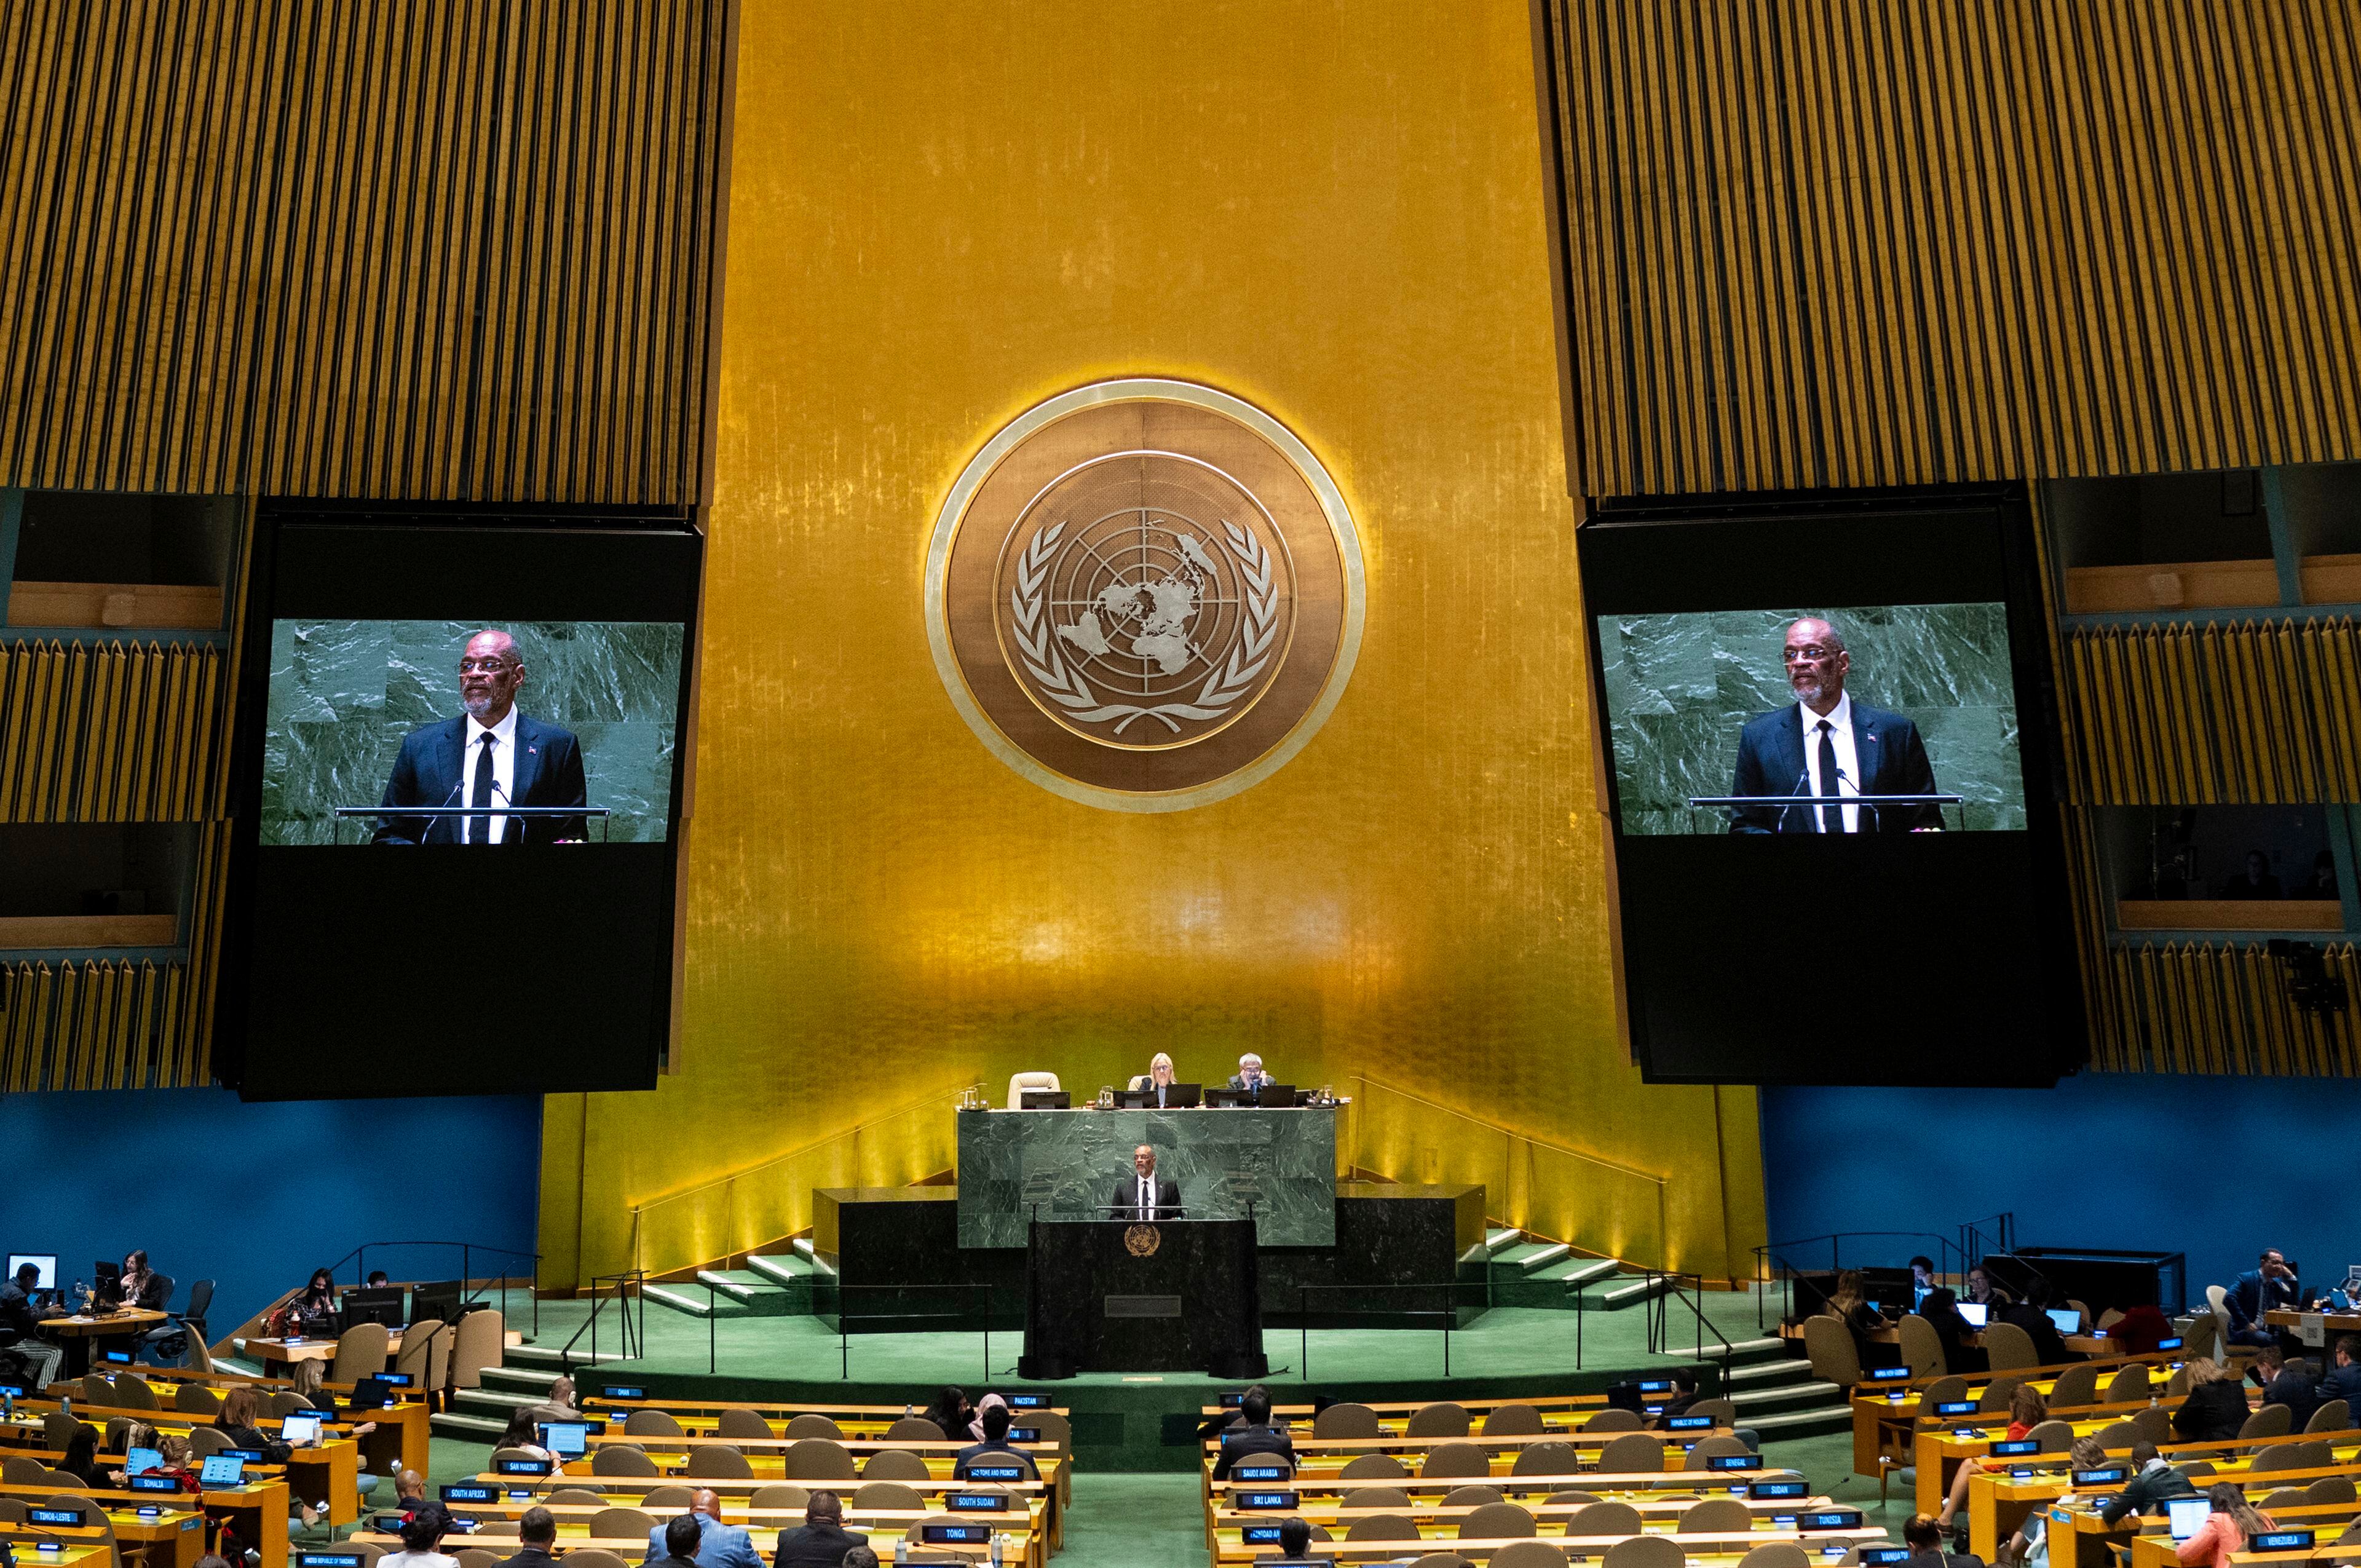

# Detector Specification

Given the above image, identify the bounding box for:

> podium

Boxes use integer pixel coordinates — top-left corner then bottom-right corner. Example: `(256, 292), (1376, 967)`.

(1018, 1218), (1266, 1380)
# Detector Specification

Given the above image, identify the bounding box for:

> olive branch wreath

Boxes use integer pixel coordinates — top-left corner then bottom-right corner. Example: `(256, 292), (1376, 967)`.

(1010, 518), (1279, 735)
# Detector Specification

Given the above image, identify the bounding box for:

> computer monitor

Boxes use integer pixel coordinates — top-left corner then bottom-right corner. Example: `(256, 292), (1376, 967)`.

(92, 1261), (122, 1308)
(124, 1447), (162, 1477)
(2046, 1307), (2080, 1334)
(1018, 1090), (1070, 1109)
(349, 1376), (395, 1414)
(1252, 1082), (1297, 1107)
(280, 1411), (326, 1447)
(540, 1423), (588, 1459)
(2167, 1498), (2210, 1542)
(6, 1255), (56, 1289)
(1955, 1301), (1989, 1328)
(408, 1281), (462, 1328)
(199, 1455), (247, 1487)
(342, 1288), (404, 1329)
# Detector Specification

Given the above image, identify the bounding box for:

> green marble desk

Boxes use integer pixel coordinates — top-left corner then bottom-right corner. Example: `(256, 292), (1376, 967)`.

(956, 1106), (1337, 1248)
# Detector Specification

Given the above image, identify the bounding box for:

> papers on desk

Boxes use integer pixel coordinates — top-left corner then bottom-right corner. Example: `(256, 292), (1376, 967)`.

(2300, 1313), (2327, 1347)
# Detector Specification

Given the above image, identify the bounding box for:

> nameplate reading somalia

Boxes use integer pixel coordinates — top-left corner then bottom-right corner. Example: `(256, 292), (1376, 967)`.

(926, 379), (1365, 811)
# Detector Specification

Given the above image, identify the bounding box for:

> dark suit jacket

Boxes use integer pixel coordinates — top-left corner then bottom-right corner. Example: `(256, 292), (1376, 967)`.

(2098, 1462), (2196, 1524)
(769, 1526), (864, 1568)
(2317, 1360), (2361, 1413)
(951, 1441), (1038, 1480)
(1727, 699), (1940, 833)
(491, 1547), (561, 1568)
(2172, 1379), (2250, 1441)
(1210, 1424), (1294, 1481)
(1108, 1174), (1182, 1221)
(2260, 1367), (2322, 1428)
(1996, 1301), (2068, 1365)
(2226, 1268), (2301, 1331)
(373, 712), (588, 844)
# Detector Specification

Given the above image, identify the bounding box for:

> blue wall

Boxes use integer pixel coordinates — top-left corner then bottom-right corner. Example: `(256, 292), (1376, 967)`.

(0, 1088), (542, 1334)
(1762, 1074), (2361, 1302)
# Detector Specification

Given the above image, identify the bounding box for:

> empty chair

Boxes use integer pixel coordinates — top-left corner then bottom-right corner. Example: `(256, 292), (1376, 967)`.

(1912, 1376), (1967, 1419)
(1544, 1491), (1602, 1506)
(1684, 1398), (1738, 1425)
(1583, 1408), (1643, 1433)
(1509, 1442), (1581, 1477)
(1460, 1502), (1537, 1540)
(391, 1317), (443, 1392)
(2047, 1363), (2100, 1408)
(184, 1427), (229, 1459)
(2237, 1404), (2293, 1441)
(1898, 1315), (1947, 1377)
(852, 1481), (925, 1511)
(1348, 1513), (1423, 1543)
(266, 1391), (309, 1418)
(624, 1409), (685, 1437)
(683, 1444), (754, 1479)
(1981, 1377), (2022, 1415)
(183, 1328), (214, 1377)
(1484, 1404), (1547, 1436)
(2098, 1306), (2126, 1330)
(449, 1309), (502, 1395)
(861, 1449), (931, 1481)
(108, 1374), (157, 1411)
(882, 1416), (940, 1443)
(1404, 1555), (1473, 1568)
(588, 1508), (655, 1542)
(1492, 1546), (1571, 1568)
(783, 1413), (844, 1439)
(1680, 1497), (1755, 1532)
(1339, 1452), (1407, 1479)
(783, 1438), (857, 1480)
(2305, 1399), (2351, 1433)
(1802, 1315), (1864, 1389)
(0, 1497), (25, 1521)
(2177, 1461), (2217, 1481)
(1407, 1402), (1473, 1438)
(2179, 1315), (2221, 1361)
(1597, 1431), (1664, 1473)
(1604, 1534), (1686, 1568)
(79, 1374), (113, 1405)
(1004, 1071), (1059, 1107)
(1683, 1435), (1753, 1471)
(2304, 1475), (2357, 1505)
(2091, 1421), (2137, 1450)
(329, 1321), (390, 1385)
(642, 1486), (696, 1510)
(545, 1489), (607, 1508)
(1315, 1403), (1383, 1438)
(591, 1445), (660, 1477)
(750, 1484), (810, 1510)
(2260, 1488), (2310, 1513)
(1739, 1547), (1812, 1568)
(1440, 1485), (1504, 1508)
(0, 1457), (47, 1486)
(1420, 1442), (1491, 1479)
(2256, 1439), (2333, 1473)
(1982, 1321), (2039, 1371)
(561, 1553), (627, 1568)
(2129, 1407), (2172, 1446)
(37, 1499), (117, 1559)
(714, 1408), (773, 1440)
(1565, 1502), (1645, 1537)
(2103, 1366), (2151, 1404)
(2026, 1419), (2074, 1453)
(1341, 1487), (1414, 1511)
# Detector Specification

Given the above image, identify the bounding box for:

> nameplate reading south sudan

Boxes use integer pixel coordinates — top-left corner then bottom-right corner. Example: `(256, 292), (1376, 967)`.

(1105, 1294), (1183, 1318)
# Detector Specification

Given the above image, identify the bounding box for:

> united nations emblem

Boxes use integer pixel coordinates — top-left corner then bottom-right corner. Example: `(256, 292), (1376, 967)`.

(927, 379), (1365, 810)
(1124, 1223), (1161, 1257)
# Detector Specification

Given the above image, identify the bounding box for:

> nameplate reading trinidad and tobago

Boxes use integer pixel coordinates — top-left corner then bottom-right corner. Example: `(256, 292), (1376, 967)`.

(926, 379), (1366, 811)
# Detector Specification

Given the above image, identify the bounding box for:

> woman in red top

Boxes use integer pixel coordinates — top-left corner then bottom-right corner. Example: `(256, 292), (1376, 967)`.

(2176, 1483), (2272, 1568)
(1936, 1384), (2048, 1530)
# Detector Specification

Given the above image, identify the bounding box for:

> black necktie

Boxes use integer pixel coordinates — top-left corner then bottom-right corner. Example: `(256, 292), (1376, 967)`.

(1138, 1178), (1150, 1217)
(1816, 719), (1840, 834)
(471, 732), (497, 844)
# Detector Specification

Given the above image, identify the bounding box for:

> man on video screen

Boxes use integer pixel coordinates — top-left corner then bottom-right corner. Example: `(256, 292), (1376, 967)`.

(1728, 616), (1941, 834)
(374, 628), (588, 845)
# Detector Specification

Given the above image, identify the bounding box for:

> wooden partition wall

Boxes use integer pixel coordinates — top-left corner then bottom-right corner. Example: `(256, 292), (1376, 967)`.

(1535, 0), (2361, 1075)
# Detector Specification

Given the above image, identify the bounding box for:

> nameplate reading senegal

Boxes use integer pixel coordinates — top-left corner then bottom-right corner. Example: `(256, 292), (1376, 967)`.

(926, 379), (1364, 811)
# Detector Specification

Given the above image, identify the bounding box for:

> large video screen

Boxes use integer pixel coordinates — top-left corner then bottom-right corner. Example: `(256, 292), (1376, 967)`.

(1579, 489), (2082, 1087)
(221, 509), (702, 1100)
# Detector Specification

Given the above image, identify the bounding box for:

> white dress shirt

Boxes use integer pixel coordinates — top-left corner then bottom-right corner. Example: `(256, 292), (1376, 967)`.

(1135, 1175), (1156, 1217)
(1798, 691), (1860, 833)
(464, 705), (520, 844)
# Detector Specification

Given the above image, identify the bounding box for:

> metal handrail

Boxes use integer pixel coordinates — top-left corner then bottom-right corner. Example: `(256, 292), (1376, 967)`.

(1296, 1283), (1465, 1379)
(1643, 1270), (1733, 1381)
(562, 1271), (646, 1368)
(1750, 1231), (1963, 1331)
(318, 1239), (544, 1338)
(809, 1282), (994, 1382)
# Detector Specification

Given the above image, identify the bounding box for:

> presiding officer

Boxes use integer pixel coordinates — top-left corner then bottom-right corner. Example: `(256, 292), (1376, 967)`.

(1228, 1054), (1276, 1092)
(1131, 1053), (1184, 1106)
(1110, 1145), (1181, 1222)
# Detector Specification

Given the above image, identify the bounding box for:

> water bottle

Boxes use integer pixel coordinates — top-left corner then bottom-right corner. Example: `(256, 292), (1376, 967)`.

(989, 1530), (1005, 1566)
(893, 1541), (908, 1565)
(60, 1395), (70, 1419)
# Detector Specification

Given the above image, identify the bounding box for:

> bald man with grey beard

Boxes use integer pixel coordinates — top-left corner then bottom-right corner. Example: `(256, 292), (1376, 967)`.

(1726, 615), (1942, 834)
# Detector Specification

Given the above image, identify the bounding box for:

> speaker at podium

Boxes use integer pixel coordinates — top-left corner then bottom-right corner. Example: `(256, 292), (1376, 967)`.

(1018, 1214), (1267, 1380)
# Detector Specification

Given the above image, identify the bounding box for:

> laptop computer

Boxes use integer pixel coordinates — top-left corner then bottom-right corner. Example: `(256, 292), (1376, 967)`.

(1019, 1090), (1071, 1109)
(279, 1411), (325, 1447)
(1115, 1083), (1203, 1108)
(540, 1422), (589, 1459)
(1955, 1301), (1990, 1328)
(124, 1447), (163, 1478)
(1252, 1082), (1297, 1107)
(2046, 1307), (2080, 1334)
(199, 1455), (247, 1487)
(2167, 1498), (2210, 1541)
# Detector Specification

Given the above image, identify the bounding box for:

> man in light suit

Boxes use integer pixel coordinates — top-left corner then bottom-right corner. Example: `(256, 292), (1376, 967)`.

(644, 1489), (761, 1568)
(1110, 1144), (1181, 1221)
(374, 628), (588, 845)
(1727, 616), (1942, 834)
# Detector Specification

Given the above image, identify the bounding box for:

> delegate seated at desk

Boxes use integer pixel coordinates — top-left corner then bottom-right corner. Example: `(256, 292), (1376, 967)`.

(1227, 1054), (1276, 1092)
(2250, 1344), (2322, 1428)
(771, 1493), (868, 1568)
(2318, 1334), (2361, 1413)
(1129, 1053), (1184, 1107)
(1110, 1144), (1181, 1222)
(2225, 1248), (2301, 1348)
(1210, 1386), (1294, 1481)
(0, 1261), (67, 1387)
(2096, 1442), (2197, 1526)
(644, 1489), (760, 1568)
(489, 1507), (561, 1568)
(952, 1404), (1039, 1481)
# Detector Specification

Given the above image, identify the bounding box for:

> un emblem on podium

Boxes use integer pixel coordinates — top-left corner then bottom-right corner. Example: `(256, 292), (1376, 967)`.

(1124, 1223), (1161, 1258)
(927, 379), (1366, 811)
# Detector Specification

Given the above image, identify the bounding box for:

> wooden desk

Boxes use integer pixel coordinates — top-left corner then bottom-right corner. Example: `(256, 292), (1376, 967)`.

(241, 1334), (405, 1371)
(2122, 1499), (2361, 1568)
(1196, 1393), (1611, 1422)
(1207, 1527), (1887, 1566)
(484, 1470), (1065, 1554)
(0, 1478), (291, 1568)
(1204, 1498), (1837, 1554)
(0, 1504), (207, 1568)
(2264, 1309), (2361, 1340)
(359, 1510), (1048, 1568)
(0, 1529), (117, 1568)
(86, 1372), (431, 1478)
(1848, 1352), (2184, 1476)
(44, 1311), (170, 1377)
(1, 1398), (372, 1526)
(1964, 1454), (2361, 1564)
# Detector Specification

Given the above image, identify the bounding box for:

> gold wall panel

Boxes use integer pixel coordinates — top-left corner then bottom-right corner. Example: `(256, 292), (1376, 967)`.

(540, 0), (1764, 1289)
(1536, 0), (2361, 496)
(0, 638), (226, 821)
(0, 0), (728, 501)
(2094, 941), (2361, 1077)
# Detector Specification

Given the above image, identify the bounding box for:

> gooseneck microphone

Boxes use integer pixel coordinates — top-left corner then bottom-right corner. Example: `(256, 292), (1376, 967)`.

(1774, 766), (1813, 832)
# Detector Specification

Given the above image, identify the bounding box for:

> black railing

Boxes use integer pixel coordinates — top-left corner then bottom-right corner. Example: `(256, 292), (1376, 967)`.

(558, 1270), (647, 1368)
(1295, 1283), (1471, 1379)
(1643, 1270), (1734, 1382)
(806, 1282), (997, 1382)
(320, 1239), (544, 1337)
(1750, 1230), (1962, 1331)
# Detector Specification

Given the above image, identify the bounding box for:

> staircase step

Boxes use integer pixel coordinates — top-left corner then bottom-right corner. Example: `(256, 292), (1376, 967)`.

(457, 1388), (543, 1415)
(481, 1366), (563, 1395)
(1599, 1275), (1673, 1310)
(430, 1411), (510, 1439)
(1746, 1404), (1855, 1439)
(1721, 1336), (1788, 1360)
(1514, 1243), (1573, 1274)
(1484, 1228), (1524, 1256)
(643, 1283), (744, 1319)
(1560, 1258), (1623, 1290)
(1726, 1358), (1816, 1387)
(507, 1344), (630, 1367)
(746, 1254), (810, 1288)
(791, 1238), (815, 1260)
(1728, 1380), (1843, 1412)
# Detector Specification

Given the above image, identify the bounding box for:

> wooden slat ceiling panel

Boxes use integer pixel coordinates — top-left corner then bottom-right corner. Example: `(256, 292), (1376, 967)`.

(0, 0), (728, 502)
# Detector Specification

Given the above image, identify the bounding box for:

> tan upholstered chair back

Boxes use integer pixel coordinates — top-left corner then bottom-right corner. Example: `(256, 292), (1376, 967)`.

(624, 1410), (684, 1436)
(1315, 1403), (1382, 1438)
(1801, 1315), (1863, 1387)
(1004, 1072), (1061, 1109)
(1418, 1442), (1489, 1478)
(1981, 1321), (2039, 1371)
(1338, 1453), (1406, 1479)
(1458, 1502), (1537, 1539)
(682, 1444), (755, 1479)
(1597, 1431), (1666, 1473)
(1508, 1441), (1580, 1476)
(717, 1409), (773, 1440)
(330, 1321), (390, 1385)
(1347, 1513), (1422, 1542)
(1482, 1404), (1546, 1436)
(591, 1445), (659, 1476)
(1897, 1315), (1946, 1377)
(1406, 1402), (1471, 1437)
(1341, 1486), (1414, 1510)
(782, 1438), (857, 1480)
(861, 1449), (931, 1481)
(449, 1310), (502, 1392)
(2046, 1364), (2100, 1407)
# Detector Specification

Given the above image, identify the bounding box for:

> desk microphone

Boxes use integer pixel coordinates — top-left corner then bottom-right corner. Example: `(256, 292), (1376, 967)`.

(1834, 766), (1883, 830)
(1775, 767), (1812, 832)
(408, 778), (464, 844)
